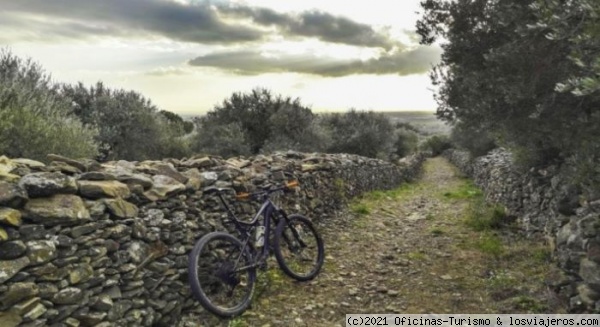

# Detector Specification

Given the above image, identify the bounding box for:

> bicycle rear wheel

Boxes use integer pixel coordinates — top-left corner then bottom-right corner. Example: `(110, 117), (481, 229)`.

(188, 232), (256, 317)
(274, 214), (324, 281)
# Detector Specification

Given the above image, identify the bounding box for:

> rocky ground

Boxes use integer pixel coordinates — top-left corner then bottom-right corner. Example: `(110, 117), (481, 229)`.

(181, 157), (568, 327)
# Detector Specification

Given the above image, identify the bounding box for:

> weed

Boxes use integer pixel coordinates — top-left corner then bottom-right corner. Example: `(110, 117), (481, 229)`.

(465, 199), (506, 231)
(333, 178), (346, 198)
(512, 295), (547, 313)
(430, 228), (444, 236)
(487, 271), (517, 289)
(350, 203), (370, 215)
(475, 233), (504, 257)
(407, 251), (427, 260)
(229, 317), (246, 327)
(531, 247), (551, 263)
(442, 181), (482, 199)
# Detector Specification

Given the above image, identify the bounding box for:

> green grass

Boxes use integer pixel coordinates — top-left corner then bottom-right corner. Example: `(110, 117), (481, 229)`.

(407, 251), (427, 260)
(512, 295), (548, 313)
(229, 318), (246, 327)
(430, 227), (444, 236)
(442, 180), (483, 199)
(350, 203), (371, 215)
(474, 233), (504, 257)
(465, 200), (506, 231)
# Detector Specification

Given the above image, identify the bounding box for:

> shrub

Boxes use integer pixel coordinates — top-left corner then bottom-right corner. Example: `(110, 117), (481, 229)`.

(450, 122), (496, 157)
(61, 82), (190, 160)
(321, 109), (394, 159)
(190, 121), (251, 158)
(420, 135), (452, 156)
(393, 127), (419, 158)
(0, 50), (98, 161)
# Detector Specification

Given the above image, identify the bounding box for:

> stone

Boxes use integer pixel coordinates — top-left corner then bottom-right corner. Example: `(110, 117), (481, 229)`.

(577, 284), (600, 306)
(0, 227), (6, 241)
(11, 159), (45, 169)
(84, 200), (107, 217)
(23, 194), (91, 225)
(116, 173), (153, 190)
(53, 287), (84, 304)
(69, 264), (94, 284)
(0, 156), (16, 174)
(71, 223), (100, 238)
(64, 318), (81, 327)
(0, 283), (39, 309)
(143, 175), (186, 201)
(580, 258), (600, 291)
(37, 283), (58, 299)
(50, 161), (81, 174)
(0, 172), (20, 183)
(0, 256), (30, 283)
(0, 240), (27, 260)
(127, 242), (148, 263)
(78, 171), (116, 181)
(75, 311), (107, 325)
(0, 181), (28, 208)
(19, 172), (77, 197)
(22, 303), (46, 321)
(200, 171), (218, 186)
(78, 180), (131, 199)
(26, 240), (56, 265)
(0, 310), (22, 327)
(18, 225), (46, 240)
(0, 208), (22, 227)
(92, 295), (114, 311)
(182, 157), (213, 168)
(182, 168), (202, 191)
(46, 154), (87, 172)
(104, 198), (139, 219)
(137, 162), (188, 184)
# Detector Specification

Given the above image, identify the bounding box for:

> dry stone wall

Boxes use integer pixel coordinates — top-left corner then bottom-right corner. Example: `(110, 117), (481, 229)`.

(0, 151), (424, 326)
(445, 148), (600, 313)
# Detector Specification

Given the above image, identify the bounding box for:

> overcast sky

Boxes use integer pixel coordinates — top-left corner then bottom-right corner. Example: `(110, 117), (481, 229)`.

(1, 0), (441, 115)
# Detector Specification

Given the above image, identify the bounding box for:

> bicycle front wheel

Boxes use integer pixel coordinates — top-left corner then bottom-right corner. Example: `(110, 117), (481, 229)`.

(188, 232), (256, 317)
(274, 214), (324, 281)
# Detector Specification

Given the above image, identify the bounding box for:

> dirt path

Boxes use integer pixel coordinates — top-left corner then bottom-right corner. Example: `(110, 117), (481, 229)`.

(182, 157), (567, 326)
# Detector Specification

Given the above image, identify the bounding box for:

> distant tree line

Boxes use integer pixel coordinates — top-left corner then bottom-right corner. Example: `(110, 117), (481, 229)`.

(417, 0), (600, 190)
(0, 50), (435, 162)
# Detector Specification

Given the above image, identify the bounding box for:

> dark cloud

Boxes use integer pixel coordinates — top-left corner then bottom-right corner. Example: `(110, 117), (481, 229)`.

(188, 46), (442, 77)
(2, 0), (263, 44)
(218, 6), (395, 49)
(2, 1), (396, 48)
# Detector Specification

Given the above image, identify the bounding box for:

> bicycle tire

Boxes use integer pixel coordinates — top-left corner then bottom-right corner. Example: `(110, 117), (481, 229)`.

(274, 214), (324, 281)
(188, 232), (256, 317)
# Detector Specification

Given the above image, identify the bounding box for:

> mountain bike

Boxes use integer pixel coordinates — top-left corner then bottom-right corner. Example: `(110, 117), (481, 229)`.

(188, 180), (325, 317)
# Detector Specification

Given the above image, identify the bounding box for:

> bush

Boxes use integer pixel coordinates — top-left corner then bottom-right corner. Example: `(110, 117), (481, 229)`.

(0, 50), (98, 161)
(322, 109), (395, 159)
(61, 82), (191, 160)
(420, 135), (452, 156)
(393, 127), (419, 158)
(190, 121), (251, 158)
(450, 122), (496, 157)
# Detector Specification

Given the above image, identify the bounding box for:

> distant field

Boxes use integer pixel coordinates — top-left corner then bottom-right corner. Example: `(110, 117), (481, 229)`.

(382, 111), (450, 136)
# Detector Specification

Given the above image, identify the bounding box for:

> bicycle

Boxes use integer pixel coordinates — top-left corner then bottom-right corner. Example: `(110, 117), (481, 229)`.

(188, 180), (325, 317)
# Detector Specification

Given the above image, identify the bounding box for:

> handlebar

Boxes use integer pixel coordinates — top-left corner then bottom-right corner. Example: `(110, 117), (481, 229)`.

(236, 180), (300, 201)
(204, 180), (300, 201)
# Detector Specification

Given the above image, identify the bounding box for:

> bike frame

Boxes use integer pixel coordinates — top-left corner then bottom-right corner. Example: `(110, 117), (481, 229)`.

(215, 192), (287, 270)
